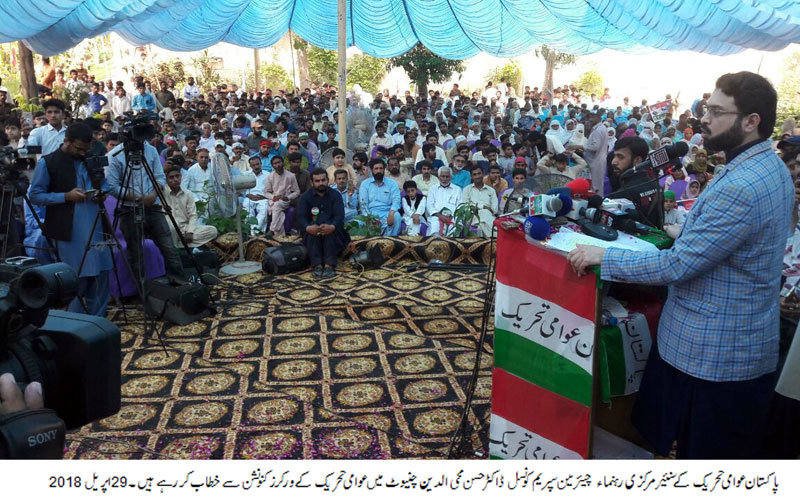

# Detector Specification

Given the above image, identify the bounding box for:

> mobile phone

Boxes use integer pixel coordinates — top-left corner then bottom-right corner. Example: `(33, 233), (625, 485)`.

(83, 189), (98, 198)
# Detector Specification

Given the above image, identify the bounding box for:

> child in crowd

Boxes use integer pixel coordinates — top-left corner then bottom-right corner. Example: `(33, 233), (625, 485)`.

(401, 180), (427, 236)
(663, 190), (685, 239)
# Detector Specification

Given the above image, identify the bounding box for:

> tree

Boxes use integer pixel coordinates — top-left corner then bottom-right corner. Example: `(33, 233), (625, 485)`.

(140, 58), (187, 88)
(573, 69), (604, 98)
(387, 43), (464, 97)
(190, 49), (221, 91)
(260, 60), (293, 92)
(307, 45), (338, 85)
(485, 60), (523, 95)
(534, 45), (577, 100)
(776, 50), (800, 138)
(347, 53), (386, 94)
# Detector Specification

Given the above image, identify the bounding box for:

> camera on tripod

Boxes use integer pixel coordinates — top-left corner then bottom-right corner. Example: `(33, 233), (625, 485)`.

(0, 256), (121, 436)
(85, 155), (109, 191)
(0, 145), (42, 185)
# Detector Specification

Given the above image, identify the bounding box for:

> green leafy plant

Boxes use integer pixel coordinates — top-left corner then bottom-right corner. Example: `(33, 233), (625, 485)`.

(387, 43), (464, 97)
(12, 94), (44, 113)
(141, 58), (187, 88)
(573, 69), (604, 97)
(51, 85), (88, 112)
(306, 45), (338, 85)
(485, 60), (523, 95)
(775, 50), (800, 139)
(347, 53), (386, 95)
(260, 60), (293, 92)
(451, 203), (480, 237)
(191, 49), (221, 91)
(195, 181), (258, 236)
(345, 214), (383, 237)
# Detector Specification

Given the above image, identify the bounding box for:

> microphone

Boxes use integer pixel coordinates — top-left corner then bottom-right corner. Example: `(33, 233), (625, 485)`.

(565, 178), (591, 199)
(523, 216), (551, 241)
(621, 142), (689, 178)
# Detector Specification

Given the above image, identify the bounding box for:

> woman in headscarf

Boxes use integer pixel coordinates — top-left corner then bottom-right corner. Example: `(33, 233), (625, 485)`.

(563, 119), (577, 144)
(545, 121), (567, 154)
(639, 112), (655, 133)
(639, 124), (656, 143)
(568, 123), (586, 150)
(607, 127), (617, 153)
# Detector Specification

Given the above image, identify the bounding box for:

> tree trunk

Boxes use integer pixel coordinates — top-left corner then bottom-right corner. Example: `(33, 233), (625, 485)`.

(542, 53), (555, 102)
(296, 45), (311, 89)
(417, 79), (428, 98)
(253, 49), (261, 92)
(17, 42), (38, 100)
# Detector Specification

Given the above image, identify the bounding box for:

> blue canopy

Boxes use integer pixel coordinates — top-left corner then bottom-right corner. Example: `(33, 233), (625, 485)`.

(2, 0), (800, 57)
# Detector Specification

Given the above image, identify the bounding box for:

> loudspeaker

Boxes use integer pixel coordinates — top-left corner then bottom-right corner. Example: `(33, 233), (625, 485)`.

(144, 277), (212, 325)
(262, 243), (309, 275)
(349, 245), (385, 269)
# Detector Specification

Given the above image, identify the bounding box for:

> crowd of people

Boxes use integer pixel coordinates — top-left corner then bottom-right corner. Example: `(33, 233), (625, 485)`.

(2, 63), (799, 297)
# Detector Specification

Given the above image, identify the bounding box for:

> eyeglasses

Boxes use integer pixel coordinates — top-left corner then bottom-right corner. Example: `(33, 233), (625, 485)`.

(705, 106), (741, 119)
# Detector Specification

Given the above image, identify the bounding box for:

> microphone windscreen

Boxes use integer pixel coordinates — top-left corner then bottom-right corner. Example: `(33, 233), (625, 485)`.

(524, 216), (551, 241)
(555, 193), (573, 217)
(565, 178), (591, 198)
(587, 194), (604, 208)
(670, 141), (689, 158)
(546, 186), (572, 197)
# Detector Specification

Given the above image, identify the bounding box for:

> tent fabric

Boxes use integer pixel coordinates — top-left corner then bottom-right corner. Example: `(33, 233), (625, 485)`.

(2, 0), (800, 57)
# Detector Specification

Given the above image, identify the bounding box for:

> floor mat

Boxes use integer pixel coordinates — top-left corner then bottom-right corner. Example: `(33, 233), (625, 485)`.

(65, 265), (493, 459)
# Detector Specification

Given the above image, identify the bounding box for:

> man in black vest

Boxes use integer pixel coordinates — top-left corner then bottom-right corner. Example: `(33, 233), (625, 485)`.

(28, 123), (113, 316)
(297, 168), (350, 278)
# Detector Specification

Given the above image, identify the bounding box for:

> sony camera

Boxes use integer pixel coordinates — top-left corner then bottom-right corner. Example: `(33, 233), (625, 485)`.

(0, 145), (42, 185)
(0, 257), (121, 439)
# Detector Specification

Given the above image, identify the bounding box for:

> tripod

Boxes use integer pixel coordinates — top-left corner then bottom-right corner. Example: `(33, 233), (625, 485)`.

(0, 177), (61, 263)
(107, 136), (216, 348)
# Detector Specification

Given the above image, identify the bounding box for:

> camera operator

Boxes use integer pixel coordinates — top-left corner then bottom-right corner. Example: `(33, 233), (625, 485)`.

(28, 123), (113, 316)
(105, 125), (184, 286)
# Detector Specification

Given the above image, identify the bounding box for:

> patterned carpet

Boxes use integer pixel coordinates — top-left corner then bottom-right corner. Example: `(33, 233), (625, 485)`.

(64, 260), (494, 459)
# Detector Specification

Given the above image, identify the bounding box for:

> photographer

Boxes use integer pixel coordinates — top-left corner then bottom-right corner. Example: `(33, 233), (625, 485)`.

(28, 123), (113, 316)
(106, 123), (185, 287)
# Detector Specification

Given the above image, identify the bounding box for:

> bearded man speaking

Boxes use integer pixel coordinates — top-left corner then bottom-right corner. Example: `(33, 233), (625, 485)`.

(568, 72), (793, 459)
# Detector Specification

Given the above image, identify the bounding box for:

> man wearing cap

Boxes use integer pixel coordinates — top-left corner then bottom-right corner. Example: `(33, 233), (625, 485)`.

(230, 142), (250, 172)
(298, 131), (319, 168)
(242, 156), (270, 233)
(777, 135), (800, 159)
(662, 190), (685, 239)
(246, 120), (267, 153)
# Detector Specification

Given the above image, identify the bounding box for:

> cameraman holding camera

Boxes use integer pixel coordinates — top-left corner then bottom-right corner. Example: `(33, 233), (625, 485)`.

(28, 123), (113, 316)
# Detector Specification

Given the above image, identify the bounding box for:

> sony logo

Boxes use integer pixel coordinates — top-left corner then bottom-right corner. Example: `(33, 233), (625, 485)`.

(28, 430), (58, 447)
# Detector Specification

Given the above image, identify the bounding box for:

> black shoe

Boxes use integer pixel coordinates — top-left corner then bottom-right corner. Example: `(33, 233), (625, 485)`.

(313, 266), (324, 278)
(322, 267), (336, 278)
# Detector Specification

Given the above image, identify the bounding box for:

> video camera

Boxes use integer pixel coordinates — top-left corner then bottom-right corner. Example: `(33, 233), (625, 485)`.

(0, 145), (42, 186)
(117, 111), (158, 162)
(0, 256), (121, 458)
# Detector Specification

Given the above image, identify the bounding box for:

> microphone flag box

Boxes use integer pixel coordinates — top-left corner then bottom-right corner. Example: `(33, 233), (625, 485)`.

(529, 194), (562, 218)
(602, 198), (635, 215)
(648, 147), (670, 169)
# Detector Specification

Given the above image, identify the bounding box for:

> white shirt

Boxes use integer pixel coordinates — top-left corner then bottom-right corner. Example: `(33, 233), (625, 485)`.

(198, 135), (216, 152)
(402, 196), (427, 223)
(183, 84), (200, 101)
(182, 163), (213, 201)
(411, 174), (439, 196)
(426, 182), (462, 219)
(414, 146), (448, 165)
(247, 170), (269, 196)
(461, 183), (499, 214)
(111, 95), (132, 118)
(26, 123), (66, 155)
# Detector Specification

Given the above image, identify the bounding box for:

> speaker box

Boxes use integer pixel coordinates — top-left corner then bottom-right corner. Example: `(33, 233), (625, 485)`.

(262, 243), (309, 275)
(144, 277), (212, 326)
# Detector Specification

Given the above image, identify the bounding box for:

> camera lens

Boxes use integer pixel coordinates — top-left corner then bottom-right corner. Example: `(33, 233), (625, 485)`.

(18, 263), (78, 310)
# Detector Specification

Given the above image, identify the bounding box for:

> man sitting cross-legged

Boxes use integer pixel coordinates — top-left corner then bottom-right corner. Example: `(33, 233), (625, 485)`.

(298, 168), (351, 279)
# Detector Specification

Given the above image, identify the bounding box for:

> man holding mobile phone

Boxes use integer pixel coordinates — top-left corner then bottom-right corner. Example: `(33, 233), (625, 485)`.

(28, 123), (112, 317)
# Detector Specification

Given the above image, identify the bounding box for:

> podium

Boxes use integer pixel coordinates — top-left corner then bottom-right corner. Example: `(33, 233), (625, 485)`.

(489, 222), (667, 459)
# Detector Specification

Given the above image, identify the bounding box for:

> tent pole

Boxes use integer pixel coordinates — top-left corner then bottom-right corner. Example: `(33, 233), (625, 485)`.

(337, 0), (347, 149)
(253, 49), (260, 92)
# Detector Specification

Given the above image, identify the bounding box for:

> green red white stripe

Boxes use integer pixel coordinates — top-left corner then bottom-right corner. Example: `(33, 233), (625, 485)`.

(491, 227), (597, 459)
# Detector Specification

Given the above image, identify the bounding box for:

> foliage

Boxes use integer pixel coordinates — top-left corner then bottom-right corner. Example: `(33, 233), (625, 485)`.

(12, 94), (44, 113)
(485, 60), (523, 94)
(51, 85), (88, 112)
(345, 214), (383, 237)
(775, 51), (800, 139)
(347, 53), (386, 94)
(307, 45), (338, 85)
(0, 43), (21, 96)
(534, 45), (577, 70)
(190, 49), (221, 91)
(260, 60), (294, 92)
(451, 203), (479, 237)
(195, 182), (259, 236)
(386, 43), (464, 96)
(140, 58), (187, 88)
(573, 69), (604, 97)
